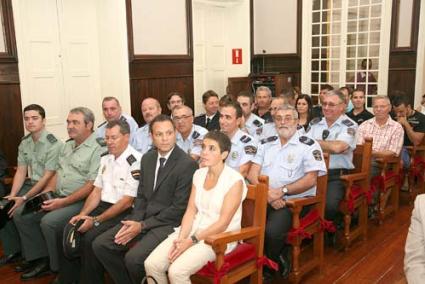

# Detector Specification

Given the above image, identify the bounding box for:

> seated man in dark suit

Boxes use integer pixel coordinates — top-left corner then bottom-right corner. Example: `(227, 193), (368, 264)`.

(92, 114), (198, 284)
(194, 90), (220, 131)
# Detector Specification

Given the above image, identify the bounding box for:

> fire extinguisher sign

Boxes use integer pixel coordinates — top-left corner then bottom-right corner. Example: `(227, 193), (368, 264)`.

(232, 48), (242, 64)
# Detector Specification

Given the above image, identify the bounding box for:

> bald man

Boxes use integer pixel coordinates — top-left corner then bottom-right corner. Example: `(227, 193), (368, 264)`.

(133, 98), (162, 155)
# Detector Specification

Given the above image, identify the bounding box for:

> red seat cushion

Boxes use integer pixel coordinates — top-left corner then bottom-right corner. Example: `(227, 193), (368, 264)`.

(196, 242), (256, 277)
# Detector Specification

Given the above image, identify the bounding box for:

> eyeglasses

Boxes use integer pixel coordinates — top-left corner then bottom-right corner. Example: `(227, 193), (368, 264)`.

(173, 115), (191, 122)
(322, 129), (330, 140)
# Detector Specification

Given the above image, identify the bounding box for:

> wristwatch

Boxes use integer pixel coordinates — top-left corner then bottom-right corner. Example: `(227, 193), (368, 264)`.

(190, 234), (199, 244)
(281, 186), (289, 195)
(93, 216), (101, 227)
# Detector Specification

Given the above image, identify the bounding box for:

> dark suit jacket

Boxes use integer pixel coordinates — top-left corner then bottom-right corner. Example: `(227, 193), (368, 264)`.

(130, 146), (198, 240)
(194, 112), (220, 131)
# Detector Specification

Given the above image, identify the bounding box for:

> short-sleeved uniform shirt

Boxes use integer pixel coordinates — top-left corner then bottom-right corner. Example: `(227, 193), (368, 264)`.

(94, 145), (142, 204)
(17, 130), (63, 183)
(253, 131), (327, 199)
(225, 129), (257, 170)
(307, 115), (358, 169)
(56, 133), (105, 196)
(245, 113), (265, 137)
(133, 124), (153, 155)
(96, 114), (139, 148)
(176, 124), (208, 157)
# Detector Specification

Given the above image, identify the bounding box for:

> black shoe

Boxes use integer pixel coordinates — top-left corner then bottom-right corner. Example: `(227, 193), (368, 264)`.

(20, 260), (51, 280)
(15, 260), (35, 272)
(0, 252), (22, 266)
(262, 267), (275, 283)
(278, 251), (292, 278)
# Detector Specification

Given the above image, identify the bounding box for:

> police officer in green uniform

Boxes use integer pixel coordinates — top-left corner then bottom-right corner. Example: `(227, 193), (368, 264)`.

(13, 107), (105, 280)
(0, 104), (62, 267)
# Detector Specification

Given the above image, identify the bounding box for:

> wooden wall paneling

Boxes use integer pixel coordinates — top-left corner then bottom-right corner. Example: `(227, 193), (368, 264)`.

(388, 0), (421, 104)
(0, 0), (21, 166)
(126, 0), (194, 125)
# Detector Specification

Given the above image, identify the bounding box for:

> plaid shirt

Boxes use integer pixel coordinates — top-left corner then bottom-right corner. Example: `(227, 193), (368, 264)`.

(356, 117), (404, 155)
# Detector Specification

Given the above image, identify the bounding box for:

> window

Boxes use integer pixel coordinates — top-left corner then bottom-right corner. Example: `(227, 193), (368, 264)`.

(302, 0), (392, 107)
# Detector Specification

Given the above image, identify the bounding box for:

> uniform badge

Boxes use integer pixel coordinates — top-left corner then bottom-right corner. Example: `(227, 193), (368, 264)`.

(231, 151), (239, 160)
(287, 154), (295, 164)
(131, 170), (141, 180)
(347, 127), (356, 136)
(46, 134), (58, 143)
(312, 149), (322, 161)
(127, 154), (136, 165)
(256, 127), (263, 135)
(244, 145), (257, 155)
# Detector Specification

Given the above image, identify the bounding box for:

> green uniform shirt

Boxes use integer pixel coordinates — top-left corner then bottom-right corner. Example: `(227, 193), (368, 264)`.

(17, 130), (63, 183)
(56, 132), (105, 196)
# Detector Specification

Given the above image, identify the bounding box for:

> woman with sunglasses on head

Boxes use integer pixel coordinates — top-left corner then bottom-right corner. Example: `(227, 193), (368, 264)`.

(144, 130), (247, 284)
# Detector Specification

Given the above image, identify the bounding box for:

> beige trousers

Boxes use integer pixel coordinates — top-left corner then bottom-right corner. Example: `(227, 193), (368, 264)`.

(144, 232), (216, 284)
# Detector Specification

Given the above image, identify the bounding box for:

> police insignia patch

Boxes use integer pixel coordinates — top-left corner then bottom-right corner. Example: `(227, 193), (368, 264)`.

(256, 127), (263, 135)
(299, 136), (314, 146)
(260, 135), (278, 144)
(126, 154), (136, 165)
(347, 127), (356, 136)
(131, 170), (141, 180)
(244, 145), (257, 155)
(231, 151), (239, 160)
(287, 154), (294, 163)
(96, 137), (106, 147)
(312, 149), (322, 161)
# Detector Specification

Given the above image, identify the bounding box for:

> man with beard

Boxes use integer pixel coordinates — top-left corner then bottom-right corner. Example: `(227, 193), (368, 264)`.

(248, 105), (326, 280)
(134, 98), (162, 155)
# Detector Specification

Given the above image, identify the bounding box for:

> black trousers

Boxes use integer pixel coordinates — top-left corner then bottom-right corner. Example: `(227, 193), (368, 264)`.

(264, 205), (311, 264)
(58, 202), (131, 284)
(92, 222), (165, 284)
(325, 173), (347, 222)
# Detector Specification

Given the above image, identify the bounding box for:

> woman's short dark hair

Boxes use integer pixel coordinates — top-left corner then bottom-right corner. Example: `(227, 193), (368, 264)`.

(204, 130), (231, 155)
(23, 104), (46, 119)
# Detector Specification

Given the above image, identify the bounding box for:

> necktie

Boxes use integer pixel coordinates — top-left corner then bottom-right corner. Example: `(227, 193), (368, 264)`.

(154, 157), (166, 190)
(206, 117), (211, 128)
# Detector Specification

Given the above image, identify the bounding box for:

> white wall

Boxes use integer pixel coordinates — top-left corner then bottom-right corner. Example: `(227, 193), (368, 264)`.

(415, 0), (425, 107)
(192, 0), (250, 115)
(96, 0), (131, 114)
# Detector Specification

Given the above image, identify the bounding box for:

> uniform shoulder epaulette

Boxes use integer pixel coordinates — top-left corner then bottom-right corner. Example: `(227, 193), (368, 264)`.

(297, 125), (303, 130)
(65, 138), (74, 143)
(253, 119), (263, 127)
(310, 117), (321, 125)
(46, 134), (58, 144)
(96, 137), (106, 147)
(342, 119), (354, 127)
(240, 135), (252, 143)
(260, 135), (278, 144)
(195, 113), (206, 118)
(120, 116), (127, 122)
(299, 136), (314, 146)
(100, 151), (109, 157)
(97, 121), (107, 128)
(127, 154), (136, 165)
(21, 133), (31, 141)
(192, 131), (200, 139)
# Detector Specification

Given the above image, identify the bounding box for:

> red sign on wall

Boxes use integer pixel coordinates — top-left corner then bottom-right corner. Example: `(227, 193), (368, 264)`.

(232, 48), (242, 64)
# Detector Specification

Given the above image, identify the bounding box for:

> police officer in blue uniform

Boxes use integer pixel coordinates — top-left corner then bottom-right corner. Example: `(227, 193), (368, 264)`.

(306, 89), (357, 223)
(248, 105), (326, 279)
(133, 98), (162, 155)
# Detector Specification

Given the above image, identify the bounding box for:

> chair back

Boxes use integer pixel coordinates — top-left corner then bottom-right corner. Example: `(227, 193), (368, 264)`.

(317, 153), (330, 216)
(241, 175), (268, 228)
(352, 138), (373, 175)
